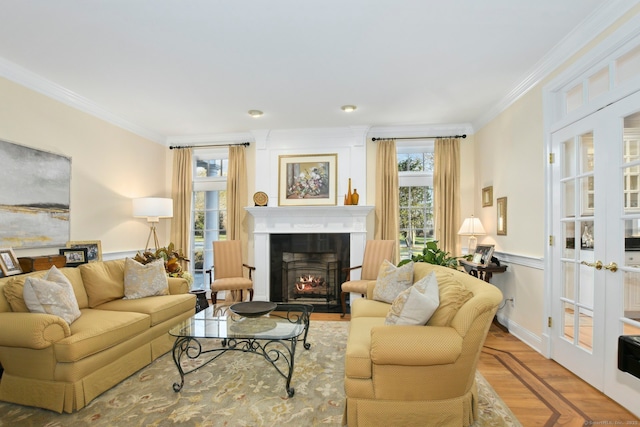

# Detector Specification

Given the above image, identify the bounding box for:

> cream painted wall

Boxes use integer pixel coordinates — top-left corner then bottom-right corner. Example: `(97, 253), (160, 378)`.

(0, 77), (171, 259)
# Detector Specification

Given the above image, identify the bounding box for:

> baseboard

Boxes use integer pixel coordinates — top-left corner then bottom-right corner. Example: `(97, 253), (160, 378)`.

(497, 313), (544, 354)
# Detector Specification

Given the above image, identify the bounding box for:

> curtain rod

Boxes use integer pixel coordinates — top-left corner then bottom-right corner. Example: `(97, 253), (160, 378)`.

(169, 142), (250, 149)
(371, 134), (466, 141)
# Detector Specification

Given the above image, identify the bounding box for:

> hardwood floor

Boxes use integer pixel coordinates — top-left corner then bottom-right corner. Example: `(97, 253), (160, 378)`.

(313, 312), (640, 426)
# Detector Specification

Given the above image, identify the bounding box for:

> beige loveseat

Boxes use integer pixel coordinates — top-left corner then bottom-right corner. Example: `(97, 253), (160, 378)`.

(0, 259), (195, 413)
(343, 262), (503, 426)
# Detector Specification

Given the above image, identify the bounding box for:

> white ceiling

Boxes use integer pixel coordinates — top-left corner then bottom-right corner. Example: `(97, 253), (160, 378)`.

(0, 0), (627, 144)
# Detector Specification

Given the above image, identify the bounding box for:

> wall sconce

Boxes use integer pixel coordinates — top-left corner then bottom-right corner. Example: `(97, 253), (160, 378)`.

(133, 197), (173, 251)
(458, 215), (486, 253)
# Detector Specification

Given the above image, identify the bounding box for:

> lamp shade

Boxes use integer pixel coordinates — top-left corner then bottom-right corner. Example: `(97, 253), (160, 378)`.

(133, 197), (173, 221)
(458, 216), (486, 236)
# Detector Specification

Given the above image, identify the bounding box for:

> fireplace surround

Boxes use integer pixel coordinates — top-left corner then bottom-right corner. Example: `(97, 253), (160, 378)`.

(246, 206), (374, 303)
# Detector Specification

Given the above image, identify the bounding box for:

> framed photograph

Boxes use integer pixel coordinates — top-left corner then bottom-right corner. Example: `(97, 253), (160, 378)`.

(0, 247), (22, 276)
(66, 240), (102, 262)
(59, 248), (88, 267)
(497, 197), (508, 235)
(278, 154), (337, 206)
(482, 186), (493, 207)
(473, 244), (495, 266)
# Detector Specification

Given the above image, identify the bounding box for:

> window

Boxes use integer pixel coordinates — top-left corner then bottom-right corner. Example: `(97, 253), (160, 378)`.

(398, 141), (435, 261)
(191, 149), (228, 290)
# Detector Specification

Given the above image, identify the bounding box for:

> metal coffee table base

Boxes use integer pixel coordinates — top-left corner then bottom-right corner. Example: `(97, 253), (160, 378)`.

(172, 335), (306, 397)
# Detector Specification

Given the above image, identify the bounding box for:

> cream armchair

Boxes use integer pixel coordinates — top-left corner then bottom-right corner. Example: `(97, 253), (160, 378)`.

(343, 262), (503, 426)
(340, 240), (395, 317)
(208, 240), (255, 304)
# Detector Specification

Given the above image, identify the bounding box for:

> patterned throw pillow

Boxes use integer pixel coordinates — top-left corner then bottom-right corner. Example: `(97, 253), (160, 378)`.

(373, 260), (414, 303)
(385, 271), (440, 325)
(23, 266), (82, 324)
(123, 258), (169, 300)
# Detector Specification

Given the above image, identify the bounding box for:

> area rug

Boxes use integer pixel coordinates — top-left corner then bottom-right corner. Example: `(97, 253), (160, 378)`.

(0, 321), (520, 426)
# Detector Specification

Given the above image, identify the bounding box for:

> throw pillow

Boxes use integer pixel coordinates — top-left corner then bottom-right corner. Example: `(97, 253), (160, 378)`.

(427, 281), (474, 327)
(123, 258), (169, 300)
(385, 271), (440, 325)
(372, 260), (414, 304)
(23, 266), (82, 324)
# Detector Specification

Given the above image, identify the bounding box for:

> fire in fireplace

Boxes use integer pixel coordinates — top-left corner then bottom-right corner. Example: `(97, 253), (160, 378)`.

(270, 233), (349, 311)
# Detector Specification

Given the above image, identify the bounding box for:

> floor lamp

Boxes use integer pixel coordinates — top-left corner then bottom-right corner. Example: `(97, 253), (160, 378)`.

(133, 197), (173, 251)
(458, 215), (486, 254)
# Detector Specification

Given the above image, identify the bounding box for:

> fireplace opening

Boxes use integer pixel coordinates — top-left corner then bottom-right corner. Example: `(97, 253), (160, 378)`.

(270, 233), (349, 312)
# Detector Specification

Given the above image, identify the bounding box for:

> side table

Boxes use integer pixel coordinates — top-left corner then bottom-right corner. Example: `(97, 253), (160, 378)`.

(189, 290), (210, 313)
(459, 259), (508, 332)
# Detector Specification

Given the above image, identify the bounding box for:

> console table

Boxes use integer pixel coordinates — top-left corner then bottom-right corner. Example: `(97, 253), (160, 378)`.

(459, 259), (508, 332)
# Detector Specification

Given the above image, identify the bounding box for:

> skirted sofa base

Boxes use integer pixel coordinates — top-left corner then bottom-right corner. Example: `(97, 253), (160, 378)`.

(0, 259), (196, 413)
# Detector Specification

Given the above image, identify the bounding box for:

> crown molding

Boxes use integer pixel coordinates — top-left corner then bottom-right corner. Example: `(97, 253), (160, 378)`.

(472, 0), (637, 132)
(0, 57), (165, 144)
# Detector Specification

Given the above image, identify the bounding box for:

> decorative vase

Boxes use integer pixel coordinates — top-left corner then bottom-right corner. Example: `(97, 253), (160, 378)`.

(345, 178), (352, 205)
(351, 189), (359, 205)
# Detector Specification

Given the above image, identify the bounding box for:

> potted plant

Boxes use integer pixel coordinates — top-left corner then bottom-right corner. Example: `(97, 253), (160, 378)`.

(398, 240), (460, 269)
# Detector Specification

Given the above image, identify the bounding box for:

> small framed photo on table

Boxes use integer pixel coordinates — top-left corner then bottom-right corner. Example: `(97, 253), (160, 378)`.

(59, 248), (89, 267)
(0, 247), (22, 276)
(472, 244), (495, 267)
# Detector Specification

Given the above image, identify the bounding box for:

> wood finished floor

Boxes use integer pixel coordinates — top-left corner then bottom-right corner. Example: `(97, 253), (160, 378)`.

(312, 312), (640, 426)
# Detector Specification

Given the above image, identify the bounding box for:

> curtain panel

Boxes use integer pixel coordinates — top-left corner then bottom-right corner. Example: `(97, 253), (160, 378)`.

(170, 147), (193, 264)
(374, 139), (400, 264)
(434, 138), (460, 256)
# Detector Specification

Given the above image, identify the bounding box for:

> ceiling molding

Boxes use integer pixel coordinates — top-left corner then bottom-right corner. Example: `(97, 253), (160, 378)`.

(0, 57), (165, 144)
(472, 0), (636, 132)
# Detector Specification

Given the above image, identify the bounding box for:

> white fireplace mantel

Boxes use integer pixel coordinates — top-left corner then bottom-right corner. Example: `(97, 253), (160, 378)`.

(246, 205), (374, 301)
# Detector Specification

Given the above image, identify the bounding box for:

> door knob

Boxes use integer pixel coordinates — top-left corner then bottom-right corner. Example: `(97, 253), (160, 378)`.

(604, 262), (618, 273)
(581, 260), (603, 270)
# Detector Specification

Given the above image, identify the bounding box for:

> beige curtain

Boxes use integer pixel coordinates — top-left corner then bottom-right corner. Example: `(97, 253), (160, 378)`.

(170, 148), (193, 263)
(227, 145), (248, 244)
(434, 138), (460, 256)
(374, 139), (400, 264)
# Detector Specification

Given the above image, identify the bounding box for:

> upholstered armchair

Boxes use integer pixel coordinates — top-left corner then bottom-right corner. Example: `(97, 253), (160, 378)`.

(208, 240), (255, 304)
(340, 240), (395, 317)
(343, 262), (503, 426)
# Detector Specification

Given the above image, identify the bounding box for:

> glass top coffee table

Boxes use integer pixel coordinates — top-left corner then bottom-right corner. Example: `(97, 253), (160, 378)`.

(169, 302), (313, 397)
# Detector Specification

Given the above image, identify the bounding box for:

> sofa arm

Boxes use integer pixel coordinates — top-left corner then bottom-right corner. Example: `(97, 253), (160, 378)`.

(168, 277), (189, 294)
(370, 325), (462, 366)
(0, 312), (70, 349)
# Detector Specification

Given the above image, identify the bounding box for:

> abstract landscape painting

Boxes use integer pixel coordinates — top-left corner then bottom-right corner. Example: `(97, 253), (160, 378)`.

(0, 140), (70, 248)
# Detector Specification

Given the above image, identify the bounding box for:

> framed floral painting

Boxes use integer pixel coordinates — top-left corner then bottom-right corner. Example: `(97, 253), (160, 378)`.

(278, 154), (337, 206)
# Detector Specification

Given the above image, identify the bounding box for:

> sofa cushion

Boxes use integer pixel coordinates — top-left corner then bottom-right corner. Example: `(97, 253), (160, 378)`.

(385, 271), (439, 326)
(345, 316), (385, 379)
(23, 266), (82, 324)
(123, 258), (169, 299)
(427, 278), (473, 327)
(372, 260), (413, 304)
(3, 271), (48, 312)
(80, 259), (125, 308)
(54, 308), (150, 363)
(95, 294), (195, 326)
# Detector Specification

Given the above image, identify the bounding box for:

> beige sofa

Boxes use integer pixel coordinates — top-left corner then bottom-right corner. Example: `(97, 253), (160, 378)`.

(343, 262), (503, 426)
(0, 259), (196, 413)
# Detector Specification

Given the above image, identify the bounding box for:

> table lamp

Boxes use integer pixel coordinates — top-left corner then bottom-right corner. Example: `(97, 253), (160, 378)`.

(458, 215), (486, 253)
(133, 197), (173, 251)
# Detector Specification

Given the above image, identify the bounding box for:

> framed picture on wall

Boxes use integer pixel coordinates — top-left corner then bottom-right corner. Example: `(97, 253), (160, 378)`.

(497, 197), (508, 235)
(482, 186), (493, 207)
(278, 153), (337, 206)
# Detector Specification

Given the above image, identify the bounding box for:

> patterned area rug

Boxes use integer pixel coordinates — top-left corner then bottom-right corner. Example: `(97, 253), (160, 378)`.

(0, 321), (520, 426)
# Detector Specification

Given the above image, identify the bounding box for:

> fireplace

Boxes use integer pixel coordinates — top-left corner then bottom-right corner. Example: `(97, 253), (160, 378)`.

(246, 205), (374, 307)
(270, 233), (348, 309)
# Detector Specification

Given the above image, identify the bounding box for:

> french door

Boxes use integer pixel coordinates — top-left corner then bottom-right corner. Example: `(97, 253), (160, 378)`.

(550, 90), (640, 405)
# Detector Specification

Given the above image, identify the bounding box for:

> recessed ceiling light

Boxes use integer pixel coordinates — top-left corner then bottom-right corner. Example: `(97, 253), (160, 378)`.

(248, 110), (263, 118)
(341, 105), (357, 113)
